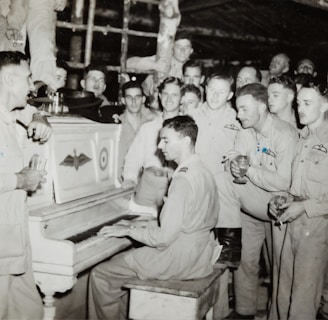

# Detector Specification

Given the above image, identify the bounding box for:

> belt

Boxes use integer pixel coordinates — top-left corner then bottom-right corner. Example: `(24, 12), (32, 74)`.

(144, 166), (167, 177)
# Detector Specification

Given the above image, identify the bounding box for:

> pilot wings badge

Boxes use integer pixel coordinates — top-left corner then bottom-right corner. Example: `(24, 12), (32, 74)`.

(312, 144), (328, 153)
(60, 149), (92, 170)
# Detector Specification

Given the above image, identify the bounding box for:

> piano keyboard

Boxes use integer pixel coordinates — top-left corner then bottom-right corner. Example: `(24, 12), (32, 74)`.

(67, 214), (139, 244)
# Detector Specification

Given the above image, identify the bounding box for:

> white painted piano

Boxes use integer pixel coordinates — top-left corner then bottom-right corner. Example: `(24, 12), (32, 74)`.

(24, 116), (136, 319)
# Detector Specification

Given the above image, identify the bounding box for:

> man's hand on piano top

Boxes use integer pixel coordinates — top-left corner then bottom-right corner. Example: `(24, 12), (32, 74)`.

(98, 225), (131, 238)
(121, 179), (136, 189)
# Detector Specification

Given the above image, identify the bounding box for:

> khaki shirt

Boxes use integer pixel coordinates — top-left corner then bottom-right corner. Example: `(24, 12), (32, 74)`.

(118, 107), (159, 180)
(194, 102), (240, 176)
(123, 116), (165, 183)
(126, 155), (220, 280)
(235, 114), (299, 191)
(290, 122), (328, 218)
(0, 106), (28, 275)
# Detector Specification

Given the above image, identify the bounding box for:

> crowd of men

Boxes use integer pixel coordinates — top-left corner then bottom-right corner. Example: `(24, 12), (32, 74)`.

(0, 28), (328, 320)
(83, 32), (327, 320)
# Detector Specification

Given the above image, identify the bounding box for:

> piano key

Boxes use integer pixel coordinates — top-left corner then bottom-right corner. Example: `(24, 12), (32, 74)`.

(67, 214), (140, 243)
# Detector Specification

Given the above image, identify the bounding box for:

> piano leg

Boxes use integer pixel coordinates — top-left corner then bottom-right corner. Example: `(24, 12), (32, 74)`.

(34, 273), (77, 320)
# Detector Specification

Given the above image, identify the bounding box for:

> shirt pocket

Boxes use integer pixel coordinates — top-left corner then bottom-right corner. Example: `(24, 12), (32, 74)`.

(0, 224), (24, 258)
(305, 150), (328, 184)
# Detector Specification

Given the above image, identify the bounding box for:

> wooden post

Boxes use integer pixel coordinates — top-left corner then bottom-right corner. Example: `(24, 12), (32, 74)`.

(150, 0), (180, 108)
(69, 0), (84, 89)
(119, 0), (131, 100)
(84, 0), (96, 66)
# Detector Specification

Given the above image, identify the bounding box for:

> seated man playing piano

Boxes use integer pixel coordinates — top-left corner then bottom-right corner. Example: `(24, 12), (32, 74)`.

(88, 115), (221, 320)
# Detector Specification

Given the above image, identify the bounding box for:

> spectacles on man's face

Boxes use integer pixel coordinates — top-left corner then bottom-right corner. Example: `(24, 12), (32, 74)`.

(302, 81), (328, 96)
(125, 95), (143, 102)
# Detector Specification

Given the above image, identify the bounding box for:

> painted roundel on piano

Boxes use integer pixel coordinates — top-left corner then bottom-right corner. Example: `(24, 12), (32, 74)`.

(99, 147), (109, 171)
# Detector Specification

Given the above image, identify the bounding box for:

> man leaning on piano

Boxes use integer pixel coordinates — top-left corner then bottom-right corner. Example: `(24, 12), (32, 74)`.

(88, 115), (221, 320)
(0, 51), (52, 319)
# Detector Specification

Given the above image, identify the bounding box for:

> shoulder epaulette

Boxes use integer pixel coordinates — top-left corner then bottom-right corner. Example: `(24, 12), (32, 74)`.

(224, 124), (240, 131)
(178, 167), (188, 173)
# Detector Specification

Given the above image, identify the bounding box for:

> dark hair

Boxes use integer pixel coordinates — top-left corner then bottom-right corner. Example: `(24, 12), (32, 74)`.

(301, 80), (328, 100)
(182, 59), (203, 75)
(84, 64), (107, 78)
(175, 30), (193, 43)
(0, 51), (28, 71)
(236, 83), (268, 106)
(158, 76), (183, 93)
(121, 80), (143, 96)
(206, 72), (234, 90)
(56, 59), (69, 71)
(269, 75), (296, 95)
(294, 73), (314, 87)
(181, 84), (201, 100)
(238, 65), (262, 82)
(162, 115), (198, 146)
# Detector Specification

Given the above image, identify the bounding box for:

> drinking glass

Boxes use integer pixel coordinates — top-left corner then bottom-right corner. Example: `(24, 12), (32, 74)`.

(29, 154), (47, 171)
(233, 155), (249, 184)
(271, 194), (288, 228)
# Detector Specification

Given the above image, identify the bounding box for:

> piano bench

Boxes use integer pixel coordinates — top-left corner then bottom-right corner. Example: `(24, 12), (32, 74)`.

(124, 264), (226, 320)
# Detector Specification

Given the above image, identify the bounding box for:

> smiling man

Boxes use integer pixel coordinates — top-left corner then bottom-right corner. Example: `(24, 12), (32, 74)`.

(122, 77), (182, 215)
(88, 115), (220, 320)
(0, 51), (48, 320)
(193, 72), (241, 269)
(268, 53), (290, 79)
(117, 81), (157, 180)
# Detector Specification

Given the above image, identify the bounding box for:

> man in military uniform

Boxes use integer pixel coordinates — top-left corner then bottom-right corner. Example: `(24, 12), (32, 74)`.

(268, 81), (328, 320)
(88, 115), (220, 320)
(219, 83), (298, 319)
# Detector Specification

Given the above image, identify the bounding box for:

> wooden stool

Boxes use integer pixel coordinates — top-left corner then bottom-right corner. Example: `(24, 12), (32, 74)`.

(124, 264), (226, 320)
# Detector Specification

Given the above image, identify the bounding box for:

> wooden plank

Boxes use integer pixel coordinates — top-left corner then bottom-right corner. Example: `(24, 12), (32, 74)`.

(180, 0), (233, 13)
(124, 264), (226, 298)
(290, 0), (328, 11)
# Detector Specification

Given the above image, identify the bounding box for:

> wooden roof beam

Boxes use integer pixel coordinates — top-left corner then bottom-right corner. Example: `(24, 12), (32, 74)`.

(181, 0), (233, 13)
(290, 0), (328, 10)
(181, 25), (296, 45)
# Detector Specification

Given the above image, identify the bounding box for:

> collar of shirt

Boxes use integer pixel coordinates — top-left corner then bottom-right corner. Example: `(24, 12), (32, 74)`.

(300, 121), (328, 140)
(200, 101), (234, 119)
(252, 113), (273, 139)
(172, 154), (199, 179)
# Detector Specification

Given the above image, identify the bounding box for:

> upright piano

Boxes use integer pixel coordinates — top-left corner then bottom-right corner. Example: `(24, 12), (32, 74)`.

(24, 116), (135, 319)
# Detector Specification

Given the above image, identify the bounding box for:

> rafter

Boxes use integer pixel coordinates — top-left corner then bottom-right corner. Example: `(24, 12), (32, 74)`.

(290, 0), (328, 10)
(180, 0), (233, 13)
(181, 25), (297, 45)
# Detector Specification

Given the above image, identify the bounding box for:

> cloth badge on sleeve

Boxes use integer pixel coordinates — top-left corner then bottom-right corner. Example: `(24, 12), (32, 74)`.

(312, 144), (327, 153)
(224, 124), (239, 131)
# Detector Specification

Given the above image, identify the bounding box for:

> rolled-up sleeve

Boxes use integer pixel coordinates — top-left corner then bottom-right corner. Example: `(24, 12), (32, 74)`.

(0, 174), (17, 194)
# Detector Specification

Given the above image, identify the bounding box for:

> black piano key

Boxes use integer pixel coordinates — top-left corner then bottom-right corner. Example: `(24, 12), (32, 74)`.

(67, 214), (139, 243)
